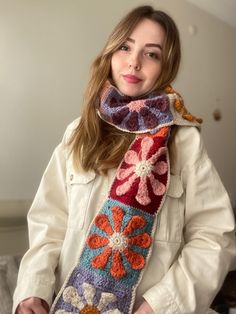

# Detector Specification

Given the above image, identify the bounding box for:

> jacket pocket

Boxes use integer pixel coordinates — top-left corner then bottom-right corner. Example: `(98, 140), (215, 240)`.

(66, 167), (96, 230)
(154, 174), (184, 243)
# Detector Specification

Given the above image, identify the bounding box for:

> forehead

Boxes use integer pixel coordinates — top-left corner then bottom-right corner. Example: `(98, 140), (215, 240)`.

(129, 18), (165, 44)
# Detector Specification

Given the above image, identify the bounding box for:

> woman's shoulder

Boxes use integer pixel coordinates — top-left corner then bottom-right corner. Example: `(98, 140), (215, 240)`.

(62, 117), (81, 144)
(174, 126), (202, 148)
(172, 126), (209, 170)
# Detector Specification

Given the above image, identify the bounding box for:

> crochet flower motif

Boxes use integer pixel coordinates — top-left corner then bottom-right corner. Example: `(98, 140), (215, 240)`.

(110, 96), (170, 132)
(55, 282), (122, 314)
(116, 136), (168, 206)
(87, 206), (151, 279)
(99, 81), (172, 133)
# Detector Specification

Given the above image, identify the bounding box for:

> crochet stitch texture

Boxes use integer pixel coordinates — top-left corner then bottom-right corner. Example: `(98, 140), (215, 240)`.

(50, 82), (201, 314)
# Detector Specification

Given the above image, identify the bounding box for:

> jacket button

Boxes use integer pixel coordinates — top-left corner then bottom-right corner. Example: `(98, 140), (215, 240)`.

(70, 174), (74, 181)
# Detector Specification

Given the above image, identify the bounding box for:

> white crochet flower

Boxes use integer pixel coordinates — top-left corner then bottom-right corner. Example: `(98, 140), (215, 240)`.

(55, 282), (123, 314)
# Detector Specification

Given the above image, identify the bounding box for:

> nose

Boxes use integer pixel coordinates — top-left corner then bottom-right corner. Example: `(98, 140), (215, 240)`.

(128, 53), (141, 71)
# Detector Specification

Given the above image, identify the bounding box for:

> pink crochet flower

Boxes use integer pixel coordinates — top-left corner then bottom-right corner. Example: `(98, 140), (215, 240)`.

(116, 136), (167, 206)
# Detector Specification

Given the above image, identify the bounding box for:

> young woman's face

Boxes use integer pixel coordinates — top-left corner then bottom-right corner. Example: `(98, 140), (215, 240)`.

(111, 18), (165, 97)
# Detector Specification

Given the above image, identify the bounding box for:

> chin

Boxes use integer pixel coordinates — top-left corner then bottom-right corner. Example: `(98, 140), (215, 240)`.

(119, 87), (144, 98)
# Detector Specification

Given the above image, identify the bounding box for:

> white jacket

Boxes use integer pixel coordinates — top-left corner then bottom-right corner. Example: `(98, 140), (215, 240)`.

(13, 119), (236, 314)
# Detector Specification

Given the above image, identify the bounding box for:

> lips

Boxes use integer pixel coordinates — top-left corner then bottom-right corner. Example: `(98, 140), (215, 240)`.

(123, 74), (142, 84)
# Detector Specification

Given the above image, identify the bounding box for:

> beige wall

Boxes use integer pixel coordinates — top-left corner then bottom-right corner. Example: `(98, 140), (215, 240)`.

(0, 0), (235, 209)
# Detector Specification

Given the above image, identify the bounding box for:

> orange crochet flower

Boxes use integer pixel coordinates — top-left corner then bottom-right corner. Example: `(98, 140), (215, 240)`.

(87, 206), (152, 279)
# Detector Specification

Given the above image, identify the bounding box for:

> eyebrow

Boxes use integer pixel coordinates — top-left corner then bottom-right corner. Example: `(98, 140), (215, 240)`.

(127, 37), (162, 50)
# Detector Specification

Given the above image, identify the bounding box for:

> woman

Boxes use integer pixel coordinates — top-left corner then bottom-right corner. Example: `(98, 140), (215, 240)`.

(14, 5), (236, 314)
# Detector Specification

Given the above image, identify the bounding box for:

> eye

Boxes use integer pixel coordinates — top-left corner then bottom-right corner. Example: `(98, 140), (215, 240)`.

(119, 43), (129, 51)
(145, 52), (160, 60)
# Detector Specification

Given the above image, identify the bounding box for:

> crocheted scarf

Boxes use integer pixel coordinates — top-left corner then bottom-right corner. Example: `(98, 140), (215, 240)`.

(50, 82), (201, 314)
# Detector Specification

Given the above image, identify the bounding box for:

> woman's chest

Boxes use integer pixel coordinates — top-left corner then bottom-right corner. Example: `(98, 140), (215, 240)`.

(65, 162), (185, 245)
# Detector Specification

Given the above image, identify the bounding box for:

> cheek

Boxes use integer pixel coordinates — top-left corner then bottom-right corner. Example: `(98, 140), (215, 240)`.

(149, 64), (162, 83)
(110, 63), (116, 82)
(111, 55), (120, 78)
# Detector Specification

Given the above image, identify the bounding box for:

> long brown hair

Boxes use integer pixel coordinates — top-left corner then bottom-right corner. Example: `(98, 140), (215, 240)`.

(69, 5), (181, 174)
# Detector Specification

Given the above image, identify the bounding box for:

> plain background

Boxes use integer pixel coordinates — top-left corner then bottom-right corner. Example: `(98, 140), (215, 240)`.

(0, 0), (235, 209)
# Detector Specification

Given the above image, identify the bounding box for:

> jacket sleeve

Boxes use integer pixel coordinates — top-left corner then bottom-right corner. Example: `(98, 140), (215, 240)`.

(12, 120), (78, 313)
(143, 127), (236, 314)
